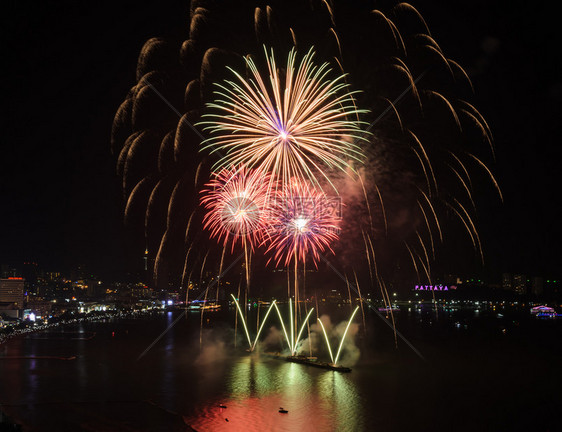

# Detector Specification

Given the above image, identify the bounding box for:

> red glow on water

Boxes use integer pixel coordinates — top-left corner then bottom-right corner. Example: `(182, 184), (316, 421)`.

(185, 394), (334, 432)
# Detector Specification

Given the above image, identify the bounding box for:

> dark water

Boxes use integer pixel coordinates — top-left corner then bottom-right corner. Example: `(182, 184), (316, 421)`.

(1, 306), (561, 431)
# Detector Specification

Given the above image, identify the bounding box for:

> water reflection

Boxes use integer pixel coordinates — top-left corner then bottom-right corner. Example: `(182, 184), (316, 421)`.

(2, 309), (558, 431)
(319, 371), (363, 431)
(187, 353), (364, 431)
(160, 311), (176, 399)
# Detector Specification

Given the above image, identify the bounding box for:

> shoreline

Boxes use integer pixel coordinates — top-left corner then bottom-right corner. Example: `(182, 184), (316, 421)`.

(0, 308), (164, 346)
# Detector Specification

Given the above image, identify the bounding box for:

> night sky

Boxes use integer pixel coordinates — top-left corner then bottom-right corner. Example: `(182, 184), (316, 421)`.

(2, 0), (560, 281)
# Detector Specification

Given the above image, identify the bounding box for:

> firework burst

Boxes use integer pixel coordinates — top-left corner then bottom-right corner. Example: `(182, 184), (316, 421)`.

(264, 178), (341, 267)
(199, 47), (369, 194)
(200, 166), (271, 251)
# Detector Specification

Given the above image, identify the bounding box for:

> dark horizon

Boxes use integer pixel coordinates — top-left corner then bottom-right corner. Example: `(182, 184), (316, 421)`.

(2, 0), (561, 281)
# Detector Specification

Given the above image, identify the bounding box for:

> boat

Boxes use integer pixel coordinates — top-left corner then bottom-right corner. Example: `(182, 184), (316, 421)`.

(377, 305), (400, 312)
(187, 300), (221, 311)
(262, 352), (352, 372)
(285, 355), (352, 373)
(279, 408), (288, 414)
(530, 305), (557, 318)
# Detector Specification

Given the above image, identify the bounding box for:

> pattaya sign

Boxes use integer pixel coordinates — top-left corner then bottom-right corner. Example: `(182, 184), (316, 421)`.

(415, 285), (450, 291)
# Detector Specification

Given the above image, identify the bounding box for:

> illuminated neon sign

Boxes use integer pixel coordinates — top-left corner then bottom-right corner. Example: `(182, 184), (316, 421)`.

(414, 285), (452, 291)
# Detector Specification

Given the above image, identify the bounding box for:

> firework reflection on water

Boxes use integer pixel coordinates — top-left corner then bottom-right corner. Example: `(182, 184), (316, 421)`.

(185, 356), (363, 432)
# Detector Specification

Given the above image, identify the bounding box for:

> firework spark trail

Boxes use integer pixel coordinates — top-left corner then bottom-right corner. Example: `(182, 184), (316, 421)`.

(365, 69), (428, 132)
(353, 269), (367, 335)
(234, 277), (241, 348)
(272, 300), (315, 356)
(380, 277), (398, 348)
(273, 301), (292, 353)
(345, 274), (353, 313)
(362, 231), (377, 293)
(363, 232), (391, 316)
(319, 254), (425, 361)
(251, 301), (277, 351)
(362, 229), (396, 341)
(358, 174), (376, 234)
(230, 294), (279, 353)
(199, 47), (370, 195)
(317, 317), (335, 364)
(243, 238), (250, 326)
(302, 259), (313, 357)
(180, 211), (197, 291)
(293, 253), (298, 349)
(230, 294), (252, 349)
(294, 308), (315, 354)
(256, 297), (261, 335)
(199, 250), (210, 288)
(199, 250), (210, 348)
(216, 247), (226, 303)
(334, 306), (360, 365)
(185, 272), (192, 304)
(290, 296), (294, 352)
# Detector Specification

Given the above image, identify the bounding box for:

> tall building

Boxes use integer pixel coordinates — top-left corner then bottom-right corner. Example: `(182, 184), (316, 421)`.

(513, 274), (527, 295)
(0, 277), (25, 308)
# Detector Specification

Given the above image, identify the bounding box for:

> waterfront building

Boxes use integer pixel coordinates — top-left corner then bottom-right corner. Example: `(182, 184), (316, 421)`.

(0, 277), (25, 308)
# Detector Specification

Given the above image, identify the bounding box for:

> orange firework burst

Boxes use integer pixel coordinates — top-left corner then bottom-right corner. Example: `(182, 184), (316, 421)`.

(199, 47), (369, 194)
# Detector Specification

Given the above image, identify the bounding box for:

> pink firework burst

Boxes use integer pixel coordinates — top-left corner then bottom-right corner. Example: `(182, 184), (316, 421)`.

(200, 166), (271, 251)
(265, 178), (341, 267)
